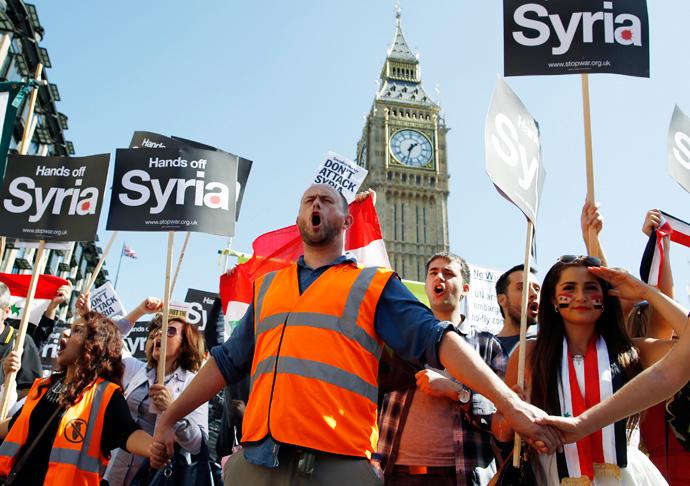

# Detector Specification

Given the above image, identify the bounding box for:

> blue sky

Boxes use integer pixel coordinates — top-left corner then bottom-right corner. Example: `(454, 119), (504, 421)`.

(32, 1), (690, 312)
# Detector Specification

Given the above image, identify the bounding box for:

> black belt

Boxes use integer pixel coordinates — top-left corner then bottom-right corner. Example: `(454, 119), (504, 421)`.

(393, 465), (455, 476)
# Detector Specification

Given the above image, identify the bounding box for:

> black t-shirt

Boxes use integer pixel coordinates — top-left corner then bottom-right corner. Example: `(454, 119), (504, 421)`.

(0, 326), (42, 391)
(7, 386), (140, 485)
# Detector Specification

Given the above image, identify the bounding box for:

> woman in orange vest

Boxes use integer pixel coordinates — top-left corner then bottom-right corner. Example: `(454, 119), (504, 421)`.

(0, 311), (154, 485)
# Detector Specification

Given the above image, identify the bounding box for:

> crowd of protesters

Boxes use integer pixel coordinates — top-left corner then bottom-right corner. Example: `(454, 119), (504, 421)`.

(0, 186), (688, 486)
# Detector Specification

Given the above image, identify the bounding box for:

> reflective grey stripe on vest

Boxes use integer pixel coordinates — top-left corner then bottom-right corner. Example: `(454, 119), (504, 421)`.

(0, 441), (21, 459)
(49, 446), (103, 474)
(249, 355), (278, 395)
(336, 266), (383, 360)
(276, 356), (379, 404)
(255, 266), (383, 359)
(49, 380), (110, 474)
(254, 271), (279, 342)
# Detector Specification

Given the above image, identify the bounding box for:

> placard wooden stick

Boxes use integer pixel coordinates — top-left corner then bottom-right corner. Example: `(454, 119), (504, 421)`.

(0, 240), (46, 419)
(157, 231), (174, 387)
(581, 73), (598, 259)
(169, 232), (190, 297)
(84, 231), (118, 293)
(513, 220), (534, 467)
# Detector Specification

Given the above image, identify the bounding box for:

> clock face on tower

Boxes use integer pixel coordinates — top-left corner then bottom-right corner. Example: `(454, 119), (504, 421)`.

(390, 129), (433, 167)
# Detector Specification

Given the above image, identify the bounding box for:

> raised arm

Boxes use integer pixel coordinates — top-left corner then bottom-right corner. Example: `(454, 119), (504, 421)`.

(43, 284), (71, 321)
(123, 297), (163, 324)
(642, 209), (676, 339)
(581, 199), (608, 267)
(115, 297), (163, 336)
(592, 266), (687, 338)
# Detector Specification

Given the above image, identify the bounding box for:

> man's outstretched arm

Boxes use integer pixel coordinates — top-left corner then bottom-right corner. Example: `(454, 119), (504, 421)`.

(438, 331), (563, 454)
(150, 357), (227, 466)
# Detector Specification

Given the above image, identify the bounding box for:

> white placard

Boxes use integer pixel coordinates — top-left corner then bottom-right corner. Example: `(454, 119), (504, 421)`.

(311, 151), (368, 204)
(90, 281), (127, 319)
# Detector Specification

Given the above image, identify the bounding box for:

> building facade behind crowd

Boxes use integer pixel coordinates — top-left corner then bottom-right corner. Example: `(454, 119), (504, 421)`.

(0, 1), (108, 322)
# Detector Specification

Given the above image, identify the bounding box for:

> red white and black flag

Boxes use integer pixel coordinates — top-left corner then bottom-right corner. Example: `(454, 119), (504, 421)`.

(0, 273), (69, 325)
(640, 211), (690, 286)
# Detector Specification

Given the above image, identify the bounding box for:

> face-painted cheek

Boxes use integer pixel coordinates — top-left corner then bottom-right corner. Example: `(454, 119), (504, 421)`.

(557, 294), (573, 308)
(592, 295), (604, 309)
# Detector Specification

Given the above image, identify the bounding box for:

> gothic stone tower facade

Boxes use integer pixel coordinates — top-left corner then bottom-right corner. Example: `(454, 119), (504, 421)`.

(356, 12), (450, 282)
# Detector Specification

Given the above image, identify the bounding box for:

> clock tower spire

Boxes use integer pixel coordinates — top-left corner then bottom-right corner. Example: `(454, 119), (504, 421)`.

(356, 8), (450, 281)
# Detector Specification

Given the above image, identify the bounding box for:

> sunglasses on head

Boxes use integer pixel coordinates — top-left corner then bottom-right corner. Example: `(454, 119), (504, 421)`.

(557, 255), (602, 267)
(150, 327), (179, 338)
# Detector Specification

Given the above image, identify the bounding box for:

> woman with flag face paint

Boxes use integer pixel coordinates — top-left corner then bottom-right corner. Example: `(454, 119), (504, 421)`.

(0, 312), (154, 485)
(493, 256), (675, 485)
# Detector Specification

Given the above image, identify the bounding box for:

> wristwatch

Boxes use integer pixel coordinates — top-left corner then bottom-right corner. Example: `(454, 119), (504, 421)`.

(457, 386), (471, 404)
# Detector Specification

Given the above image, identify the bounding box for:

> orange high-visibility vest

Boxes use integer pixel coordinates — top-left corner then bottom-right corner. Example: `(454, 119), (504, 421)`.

(0, 377), (119, 485)
(242, 262), (394, 457)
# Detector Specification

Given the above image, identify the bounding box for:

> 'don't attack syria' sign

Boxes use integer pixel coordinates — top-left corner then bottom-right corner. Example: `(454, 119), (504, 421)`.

(107, 147), (237, 236)
(503, 0), (649, 77)
(310, 152), (368, 204)
(0, 154), (109, 241)
(485, 75), (545, 225)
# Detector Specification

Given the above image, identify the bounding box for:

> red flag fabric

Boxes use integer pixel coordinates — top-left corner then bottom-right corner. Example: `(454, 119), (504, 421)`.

(220, 198), (389, 337)
(0, 273), (69, 324)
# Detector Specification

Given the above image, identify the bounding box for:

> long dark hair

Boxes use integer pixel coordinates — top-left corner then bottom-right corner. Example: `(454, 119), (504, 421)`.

(146, 315), (205, 373)
(529, 258), (644, 429)
(38, 311), (124, 408)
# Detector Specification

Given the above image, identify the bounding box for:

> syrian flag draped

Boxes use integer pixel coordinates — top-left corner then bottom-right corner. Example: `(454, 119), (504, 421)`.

(0, 273), (69, 324)
(220, 198), (390, 337)
(640, 211), (690, 286)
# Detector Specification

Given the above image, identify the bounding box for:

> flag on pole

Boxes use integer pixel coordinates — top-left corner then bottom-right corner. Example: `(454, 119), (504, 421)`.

(220, 198), (390, 337)
(0, 273), (69, 325)
(123, 243), (138, 259)
(0, 81), (31, 184)
(640, 211), (690, 286)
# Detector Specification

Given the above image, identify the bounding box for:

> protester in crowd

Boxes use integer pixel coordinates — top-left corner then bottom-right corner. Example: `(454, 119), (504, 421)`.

(612, 210), (674, 339)
(495, 265), (540, 356)
(103, 314), (208, 485)
(634, 209), (689, 485)
(0, 311), (153, 485)
(635, 209), (676, 340)
(536, 265), (690, 446)
(0, 282), (43, 400)
(150, 184), (562, 486)
(494, 256), (681, 484)
(378, 252), (507, 485)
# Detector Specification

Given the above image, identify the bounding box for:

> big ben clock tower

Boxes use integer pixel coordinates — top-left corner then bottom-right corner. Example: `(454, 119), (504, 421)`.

(357, 8), (450, 281)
